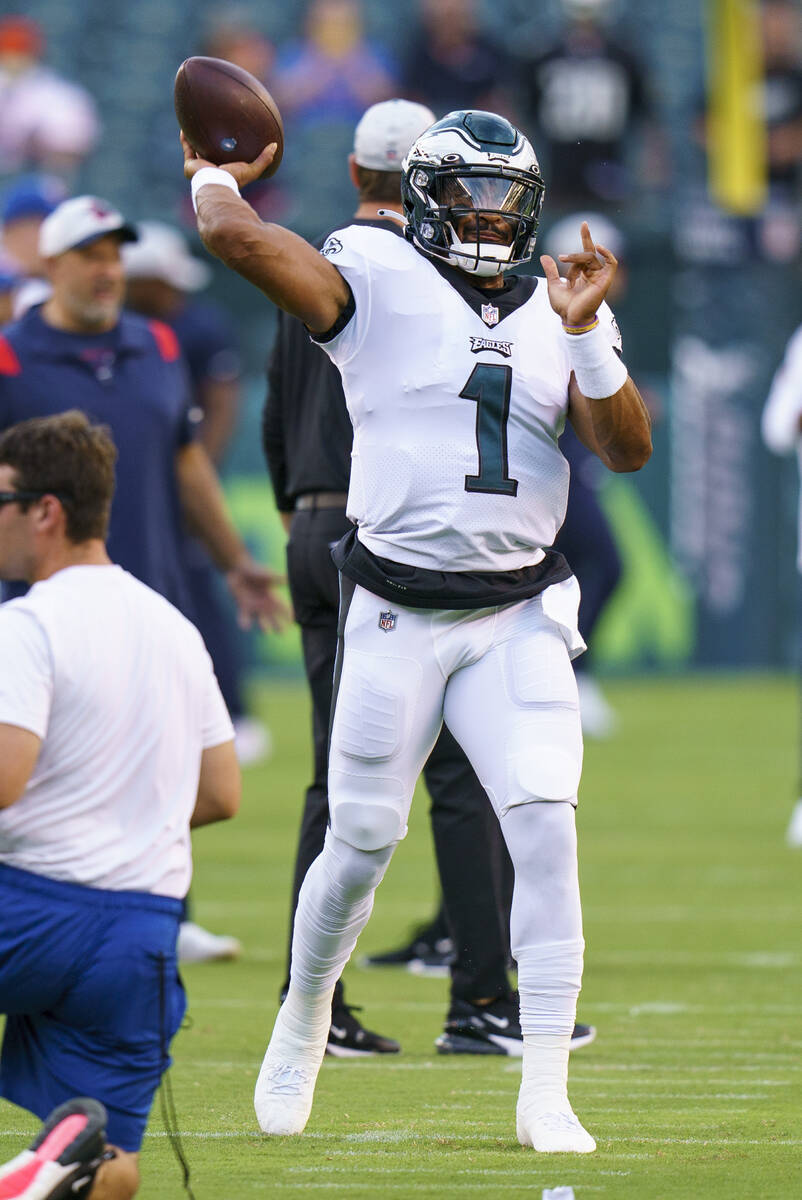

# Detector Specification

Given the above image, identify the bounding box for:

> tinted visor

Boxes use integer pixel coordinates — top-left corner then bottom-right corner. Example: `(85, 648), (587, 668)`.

(437, 173), (541, 220)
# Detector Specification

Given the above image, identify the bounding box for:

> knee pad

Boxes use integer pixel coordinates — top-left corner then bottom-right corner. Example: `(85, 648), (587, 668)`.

(329, 769), (407, 851)
(501, 629), (582, 810)
(501, 714), (582, 810)
(321, 829), (394, 898)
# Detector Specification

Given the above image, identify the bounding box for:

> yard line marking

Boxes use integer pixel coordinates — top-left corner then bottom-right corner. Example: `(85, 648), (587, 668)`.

(2, 1128), (800, 1150)
(587, 951), (800, 968)
(586, 906), (798, 922)
(627, 1003), (688, 1015)
(584, 1002), (802, 1014)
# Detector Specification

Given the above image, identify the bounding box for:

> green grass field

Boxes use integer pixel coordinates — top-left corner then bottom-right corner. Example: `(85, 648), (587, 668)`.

(2, 674), (800, 1199)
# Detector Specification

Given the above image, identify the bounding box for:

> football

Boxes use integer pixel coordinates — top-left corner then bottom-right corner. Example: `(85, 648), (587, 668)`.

(174, 56), (284, 177)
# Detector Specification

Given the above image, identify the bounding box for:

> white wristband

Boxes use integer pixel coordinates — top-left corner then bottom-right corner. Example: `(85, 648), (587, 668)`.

(191, 167), (240, 214)
(563, 321), (628, 399)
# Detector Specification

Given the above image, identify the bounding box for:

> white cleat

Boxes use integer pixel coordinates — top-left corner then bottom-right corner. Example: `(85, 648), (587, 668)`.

(177, 921), (241, 963)
(516, 1103), (596, 1154)
(254, 1054), (319, 1135)
(576, 674), (617, 740)
(786, 799), (802, 847)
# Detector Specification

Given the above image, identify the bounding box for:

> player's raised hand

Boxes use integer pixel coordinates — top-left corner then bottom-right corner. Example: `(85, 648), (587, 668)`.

(180, 131), (278, 187)
(540, 221), (618, 328)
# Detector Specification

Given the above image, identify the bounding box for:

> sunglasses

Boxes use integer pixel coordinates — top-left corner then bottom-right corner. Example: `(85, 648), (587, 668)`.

(0, 490), (70, 508)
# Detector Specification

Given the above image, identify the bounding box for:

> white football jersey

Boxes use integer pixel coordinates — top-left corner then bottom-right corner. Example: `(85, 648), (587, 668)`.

(319, 225), (622, 572)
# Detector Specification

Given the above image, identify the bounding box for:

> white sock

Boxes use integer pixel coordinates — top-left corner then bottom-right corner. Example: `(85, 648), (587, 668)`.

(500, 803), (584, 1113)
(517, 938), (584, 1110)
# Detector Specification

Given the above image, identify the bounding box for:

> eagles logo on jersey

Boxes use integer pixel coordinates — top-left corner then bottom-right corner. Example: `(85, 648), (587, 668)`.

(401, 110), (546, 278)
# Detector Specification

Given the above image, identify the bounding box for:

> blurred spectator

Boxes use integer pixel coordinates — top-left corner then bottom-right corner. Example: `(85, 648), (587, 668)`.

(272, 0), (396, 129)
(400, 0), (513, 117)
(0, 173), (67, 319)
(762, 1), (802, 182)
(202, 10), (276, 83)
(195, 13), (289, 225)
(0, 254), (20, 325)
(517, 0), (664, 210)
(0, 16), (99, 181)
(761, 317), (802, 847)
(123, 221), (272, 770)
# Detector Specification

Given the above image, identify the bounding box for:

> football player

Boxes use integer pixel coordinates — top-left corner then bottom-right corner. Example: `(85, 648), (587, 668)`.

(182, 108), (651, 1154)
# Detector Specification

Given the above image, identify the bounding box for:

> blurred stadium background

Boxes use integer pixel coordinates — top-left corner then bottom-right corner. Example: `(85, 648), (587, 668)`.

(5, 0), (799, 680)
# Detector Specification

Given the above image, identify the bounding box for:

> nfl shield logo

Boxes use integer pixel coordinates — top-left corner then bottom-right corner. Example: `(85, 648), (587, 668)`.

(378, 610), (397, 632)
(481, 303), (499, 327)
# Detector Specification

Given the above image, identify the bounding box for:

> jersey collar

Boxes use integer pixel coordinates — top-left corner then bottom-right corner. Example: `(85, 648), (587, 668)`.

(423, 253), (538, 326)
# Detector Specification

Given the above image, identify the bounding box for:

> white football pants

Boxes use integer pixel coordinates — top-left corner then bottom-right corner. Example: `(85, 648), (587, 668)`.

(289, 579), (586, 1042)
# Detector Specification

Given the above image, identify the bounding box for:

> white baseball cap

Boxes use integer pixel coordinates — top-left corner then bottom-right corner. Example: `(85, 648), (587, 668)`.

(122, 220), (211, 292)
(353, 99), (436, 171)
(39, 195), (138, 259)
(541, 212), (627, 262)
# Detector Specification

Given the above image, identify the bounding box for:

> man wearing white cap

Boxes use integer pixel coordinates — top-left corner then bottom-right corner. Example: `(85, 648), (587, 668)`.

(0, 195), (286, 636)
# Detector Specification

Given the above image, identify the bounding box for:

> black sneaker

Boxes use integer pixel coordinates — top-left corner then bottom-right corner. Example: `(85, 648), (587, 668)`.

(569, 1021), (597, 1050)
(406, 936), (455, 977)
(327, 1002), (401, 1058)
(361, 929), (454, 970)
(0, 1097), (108, 1198)
(435, 993), (523, 1056)
(435, 994), (596, 1057)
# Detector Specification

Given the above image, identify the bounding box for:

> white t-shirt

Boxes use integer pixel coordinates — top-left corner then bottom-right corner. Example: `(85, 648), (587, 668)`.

(319, 225), (622, 573)
(0, 564), (234, 897)
(761, 322), (802, 572)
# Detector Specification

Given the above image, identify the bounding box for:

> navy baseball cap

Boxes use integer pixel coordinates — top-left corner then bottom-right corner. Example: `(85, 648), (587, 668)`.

(1, 174), (68, 225)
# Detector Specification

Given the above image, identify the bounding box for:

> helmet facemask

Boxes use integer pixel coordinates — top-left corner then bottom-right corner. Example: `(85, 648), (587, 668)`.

(403, 160), (545, 277)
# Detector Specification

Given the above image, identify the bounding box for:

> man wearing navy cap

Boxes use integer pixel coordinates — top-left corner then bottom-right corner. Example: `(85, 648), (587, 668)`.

(0, 172), (67, 319)
(0, 193), (285, 631)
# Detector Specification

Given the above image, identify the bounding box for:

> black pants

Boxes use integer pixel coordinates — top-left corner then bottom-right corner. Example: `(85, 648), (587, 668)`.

(283, 506), (510, 1003)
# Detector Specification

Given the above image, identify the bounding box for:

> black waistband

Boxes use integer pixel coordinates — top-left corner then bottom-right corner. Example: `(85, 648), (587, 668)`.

(331, 527), (571, 610)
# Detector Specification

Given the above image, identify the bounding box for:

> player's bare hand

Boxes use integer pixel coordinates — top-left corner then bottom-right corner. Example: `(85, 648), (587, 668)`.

(180, 131), (278, 186)
(540, 221), (618, 327)
(225, 557), (291, 633)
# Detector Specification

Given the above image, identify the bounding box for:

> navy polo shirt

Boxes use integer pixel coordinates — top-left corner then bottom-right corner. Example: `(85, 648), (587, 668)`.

(170, 300), (241, 399)
(0, 305), (195, 613)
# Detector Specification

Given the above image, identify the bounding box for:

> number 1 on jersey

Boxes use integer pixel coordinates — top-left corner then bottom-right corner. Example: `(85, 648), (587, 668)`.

(461, 363), (519, 496)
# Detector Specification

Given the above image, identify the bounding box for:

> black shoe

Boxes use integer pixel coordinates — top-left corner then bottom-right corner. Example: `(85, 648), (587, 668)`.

(327, 1002), (401, 1058)
(435, 993), (524, 1056)
(405, 935), (455, 976)
(0, 1097), (108, 1198)
(435, 994), (596, 1057)
(361, 928), (455, 970)
(569, 1021), (597, 1050)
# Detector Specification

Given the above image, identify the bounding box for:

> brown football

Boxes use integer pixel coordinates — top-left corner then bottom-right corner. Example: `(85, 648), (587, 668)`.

(174, 56), (284, 177)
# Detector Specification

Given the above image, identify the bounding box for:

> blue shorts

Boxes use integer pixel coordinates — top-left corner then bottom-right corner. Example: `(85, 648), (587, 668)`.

(0, 863), (186, 1152)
